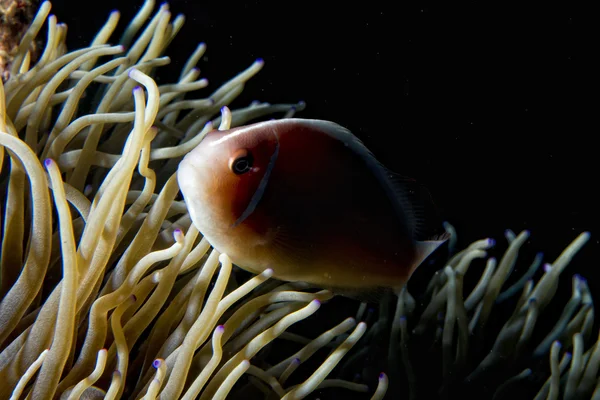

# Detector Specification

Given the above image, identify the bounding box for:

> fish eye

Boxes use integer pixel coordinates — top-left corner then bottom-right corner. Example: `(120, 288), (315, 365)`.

(229, 149), (254, 175)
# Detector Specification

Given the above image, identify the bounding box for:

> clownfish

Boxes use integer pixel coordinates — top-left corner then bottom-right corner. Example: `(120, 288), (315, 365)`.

(177, 118), (449, 300)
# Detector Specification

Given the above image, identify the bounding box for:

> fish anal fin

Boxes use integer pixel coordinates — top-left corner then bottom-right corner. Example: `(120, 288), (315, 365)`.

(324, 285), (394, 304)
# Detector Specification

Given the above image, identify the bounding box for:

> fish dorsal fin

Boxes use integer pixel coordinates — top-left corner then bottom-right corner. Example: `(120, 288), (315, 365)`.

(298, 119), (441, 241)
(384, 170), (424, 239)
(384, 170), (443, 240)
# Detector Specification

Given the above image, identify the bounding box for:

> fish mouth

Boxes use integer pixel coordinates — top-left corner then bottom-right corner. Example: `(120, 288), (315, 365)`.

(176, 157), (206, 211)
(176, 159), (193, 194)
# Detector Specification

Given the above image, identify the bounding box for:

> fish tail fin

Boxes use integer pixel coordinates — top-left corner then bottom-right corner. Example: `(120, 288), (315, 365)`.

(409, 231), (452, 277)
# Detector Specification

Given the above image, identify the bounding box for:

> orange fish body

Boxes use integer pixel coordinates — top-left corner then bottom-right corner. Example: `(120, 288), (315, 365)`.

(177, 119), (448, 294)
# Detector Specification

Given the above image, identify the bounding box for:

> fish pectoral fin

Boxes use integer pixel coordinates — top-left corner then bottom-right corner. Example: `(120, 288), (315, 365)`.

(269, 224), (316, 267)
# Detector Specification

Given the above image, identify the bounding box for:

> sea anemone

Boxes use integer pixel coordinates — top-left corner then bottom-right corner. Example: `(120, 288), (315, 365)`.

(1, 1), (599, 400)
(0, 1), (376, 399)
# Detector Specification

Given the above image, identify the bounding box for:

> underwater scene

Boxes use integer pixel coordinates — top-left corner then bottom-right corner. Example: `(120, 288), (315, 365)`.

(0, 0), (593, 399)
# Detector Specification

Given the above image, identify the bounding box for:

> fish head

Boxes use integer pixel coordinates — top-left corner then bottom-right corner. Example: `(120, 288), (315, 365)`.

(177, 123), (280, 260)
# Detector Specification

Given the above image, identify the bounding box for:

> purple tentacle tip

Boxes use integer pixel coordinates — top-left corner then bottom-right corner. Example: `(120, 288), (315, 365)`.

(488, 238), (496, 247)
(543, 263), (552, 273)
(263, 268), (274, 278)
(133, 85), (142, 93)
(256, 57), (264, 64)
(312, 299), (321, 306)
(216, 325), (225, 332)
(174, 228), (182, 234)
(293, 357), (301, 364)
(44, 158), (53, 167)
(220, 106), (227, 112)
(379, 372), (386, 379)
(152, 359), (162, 368)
